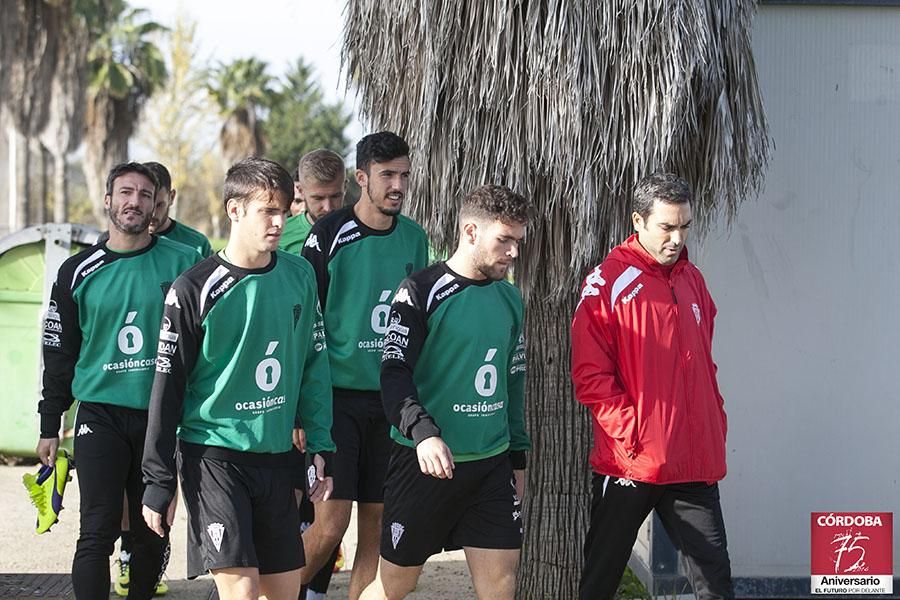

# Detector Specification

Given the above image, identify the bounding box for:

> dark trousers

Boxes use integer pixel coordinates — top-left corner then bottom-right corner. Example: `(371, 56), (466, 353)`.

(72, 402), (168, 600)
(580, 474), (734, 600)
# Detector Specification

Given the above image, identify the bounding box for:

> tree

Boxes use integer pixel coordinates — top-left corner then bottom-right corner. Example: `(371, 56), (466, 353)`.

(40, 1), (93, 223)
(83, 0), (168, 224)
(207, 57), (275, 169)
(343, 1), (769, 597)
(264, 58), (351, 171)
(136, 12), (221, 235)
(0, 0), (62, 228)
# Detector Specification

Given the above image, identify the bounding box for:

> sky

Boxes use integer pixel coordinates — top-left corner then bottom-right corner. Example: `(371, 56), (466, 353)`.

(130, 0), (365, 141)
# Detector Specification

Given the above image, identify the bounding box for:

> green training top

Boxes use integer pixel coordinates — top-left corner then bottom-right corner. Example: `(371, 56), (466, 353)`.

(380, 262), (530, 466)
(157, 219), (213, 257)
(302, 205), (429, 391)
(279, 213), (314, 255)
(38, 236), (200, 435)
(142, 251), (335, 511)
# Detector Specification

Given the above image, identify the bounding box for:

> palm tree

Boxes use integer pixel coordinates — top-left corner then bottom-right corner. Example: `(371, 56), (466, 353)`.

(0, 0), (63, 229)
(83, 0), (168, 224)
(207, 57), (276, 169)
(343, 1), (769, 597)
(40, 1), (94, 223)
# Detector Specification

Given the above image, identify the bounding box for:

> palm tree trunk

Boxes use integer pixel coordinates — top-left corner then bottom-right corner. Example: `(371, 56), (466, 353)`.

(518, 293), (592, 598)
(34, 139), (49, 224)
(51, 150), (67, 223)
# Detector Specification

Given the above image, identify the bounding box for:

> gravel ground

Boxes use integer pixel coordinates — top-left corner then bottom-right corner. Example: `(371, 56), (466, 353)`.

(1, 464), (473, 599)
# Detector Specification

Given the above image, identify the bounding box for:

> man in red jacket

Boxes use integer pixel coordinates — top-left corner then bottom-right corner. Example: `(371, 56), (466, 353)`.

(571, 173), (734, 600)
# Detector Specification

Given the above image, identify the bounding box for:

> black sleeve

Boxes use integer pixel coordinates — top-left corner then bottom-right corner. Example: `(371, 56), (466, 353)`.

(300, 225), (330, 309)
(141, 277), (202, 513)
(38, 278), (81, 437)
(380, 278), (441, 445)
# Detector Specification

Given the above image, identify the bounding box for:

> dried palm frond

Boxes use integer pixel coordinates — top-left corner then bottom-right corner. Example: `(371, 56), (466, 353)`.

(342, 0), (769, 301)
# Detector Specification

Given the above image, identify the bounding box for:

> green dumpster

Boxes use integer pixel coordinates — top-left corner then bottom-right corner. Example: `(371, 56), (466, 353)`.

(0, 224), (100, 457)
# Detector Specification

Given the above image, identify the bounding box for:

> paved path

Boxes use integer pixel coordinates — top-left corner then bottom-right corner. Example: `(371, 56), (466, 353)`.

(1, 465), (472, 599)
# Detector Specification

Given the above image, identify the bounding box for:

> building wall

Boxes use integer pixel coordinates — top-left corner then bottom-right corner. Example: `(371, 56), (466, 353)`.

(694, 4), (900, 578)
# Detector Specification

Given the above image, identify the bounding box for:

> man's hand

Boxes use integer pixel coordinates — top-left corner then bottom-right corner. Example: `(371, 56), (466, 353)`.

(36, 437), (59, 467)
(292, 428), (307, 453)
(308, 453), (333, 503)
(142, 495), (177, 538)
(416, 436), (455, 479)
(513, 468), (526, 504)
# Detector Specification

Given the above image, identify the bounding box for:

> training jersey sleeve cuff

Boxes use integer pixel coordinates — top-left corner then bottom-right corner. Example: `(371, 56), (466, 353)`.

(142, 483), (174, 514)
(411, 419), (442, 446)
(510, 450), (527, 470)
(39, 413), (62, 438)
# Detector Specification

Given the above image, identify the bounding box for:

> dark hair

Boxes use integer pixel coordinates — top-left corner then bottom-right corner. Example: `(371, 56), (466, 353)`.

(355, 131), (409, 172)
(459, 184), (531, 226)
(143, 161), (172, 192)
(105, 162), (158, 196)
(299, 149), (346, 185)
(223, 157), (294, 209)
(632, 173), (693, 219)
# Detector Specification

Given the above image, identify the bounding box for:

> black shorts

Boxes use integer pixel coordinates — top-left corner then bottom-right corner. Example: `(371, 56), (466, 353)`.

(329, 388), (392, 502)
(380, 444), (523, 566)
(180, 452), (304, 578)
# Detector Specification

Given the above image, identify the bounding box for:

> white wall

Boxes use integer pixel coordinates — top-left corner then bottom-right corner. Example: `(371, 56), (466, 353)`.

(694, 4), (900, 578)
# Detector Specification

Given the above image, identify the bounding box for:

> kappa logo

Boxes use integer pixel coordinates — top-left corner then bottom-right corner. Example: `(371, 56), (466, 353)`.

(390, 522), (405, 550)
(164, 288), (181, 309)
(393, 287), (413, 307)
(691, 302), (701, 326)
(206, 523), (225, 552)
(76, 424), (93, 437)
(614, 478), (637, 488)
(304, 233), (321, 252)
(580, 266), (606, 301)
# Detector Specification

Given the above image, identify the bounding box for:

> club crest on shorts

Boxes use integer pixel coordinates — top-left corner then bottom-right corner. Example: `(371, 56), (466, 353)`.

(207, 522), (225, 552)
(391, 522), (405, 550)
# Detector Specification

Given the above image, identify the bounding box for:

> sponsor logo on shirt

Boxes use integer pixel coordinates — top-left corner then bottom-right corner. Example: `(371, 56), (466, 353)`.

(117, 311), (144, 355)
(474, 348), (499, 398)
(46, 300), (60, 322)
(236, 341), (287, 415)
(159, 316), (178, 342)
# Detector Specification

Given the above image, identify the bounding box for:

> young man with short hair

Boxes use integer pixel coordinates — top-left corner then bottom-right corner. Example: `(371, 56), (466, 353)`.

(37, 162), (200, 599)
(300, 132), (429, 599)
(141, 157), (336, 600)
(144, 161), (213, 257)
(280, 149), (346, 255)
(361, 184), (531, 600)
(572, 173), (734, 600)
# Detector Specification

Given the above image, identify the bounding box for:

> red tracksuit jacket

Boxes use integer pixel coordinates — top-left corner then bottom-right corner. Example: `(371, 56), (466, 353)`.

(571, 234), (728, 484)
